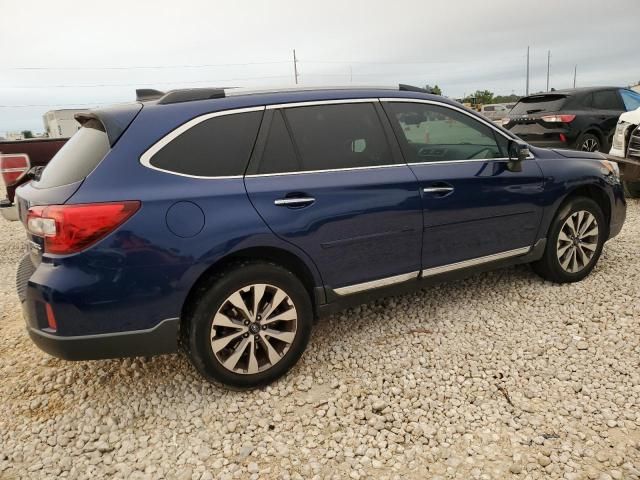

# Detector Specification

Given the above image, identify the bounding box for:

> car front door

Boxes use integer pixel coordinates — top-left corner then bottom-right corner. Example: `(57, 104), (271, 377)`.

(245, 100), (423, 294)
(382, 99), (544, 275)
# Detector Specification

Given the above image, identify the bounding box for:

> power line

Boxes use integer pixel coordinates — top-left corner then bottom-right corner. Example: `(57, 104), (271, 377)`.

(0, 74), (292, 89)
(1, 61), (291, 71)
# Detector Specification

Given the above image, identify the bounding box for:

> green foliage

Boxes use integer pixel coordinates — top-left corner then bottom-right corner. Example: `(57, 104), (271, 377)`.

(21, 130), (34, 139)
(424, 84), (442, 96)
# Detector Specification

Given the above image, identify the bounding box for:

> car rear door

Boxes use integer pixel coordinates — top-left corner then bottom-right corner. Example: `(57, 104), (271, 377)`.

(244, 100), (423, 294)
(381, 99), (544, 275)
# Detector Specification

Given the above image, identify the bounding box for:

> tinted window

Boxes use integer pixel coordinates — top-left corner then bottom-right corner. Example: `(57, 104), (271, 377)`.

(35, 120), (109, 189)
(283, 103), (392, 172)
(258, 111), (299, 174)
(592, 90), (622, 110)
(510, 94), (567, 115)
(385, 102), (507, 162)
(149, 110), (263, 177)
(620, 89), (640, 111)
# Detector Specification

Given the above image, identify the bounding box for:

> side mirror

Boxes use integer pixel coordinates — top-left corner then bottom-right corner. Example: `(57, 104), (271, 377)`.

(507, 140), (530, 172)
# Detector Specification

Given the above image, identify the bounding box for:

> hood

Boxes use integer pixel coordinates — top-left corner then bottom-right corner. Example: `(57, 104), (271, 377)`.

(618, 107), (640, 124)
(552, 149), (606, 160)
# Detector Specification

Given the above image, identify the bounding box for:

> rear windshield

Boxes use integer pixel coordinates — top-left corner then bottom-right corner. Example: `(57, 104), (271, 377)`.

(510, 95), (567, 115)
(34, 120), (109, 189)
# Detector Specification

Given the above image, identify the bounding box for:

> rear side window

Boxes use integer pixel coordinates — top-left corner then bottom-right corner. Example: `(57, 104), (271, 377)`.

(510, 95), (567, 115)
(35, 120), (109, 189)
(592, 90), (623, 110)
(283, 103), (392, 172)
(148, 110), (263, 177)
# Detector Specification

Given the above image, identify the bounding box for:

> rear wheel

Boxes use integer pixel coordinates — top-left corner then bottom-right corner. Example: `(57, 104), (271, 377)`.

(576, 133), (601, 152)
(185, 261), (312, 388)
(532, 197), (605, 283)
(623, 180), (640, 198)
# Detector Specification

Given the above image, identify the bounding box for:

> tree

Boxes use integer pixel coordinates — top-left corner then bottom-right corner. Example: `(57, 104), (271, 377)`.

(473, 90), (494, 105)
(424, 84), (442, 95)
(21, 130), (34, 139)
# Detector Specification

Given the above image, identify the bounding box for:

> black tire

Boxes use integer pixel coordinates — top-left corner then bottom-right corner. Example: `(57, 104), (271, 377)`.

(575, 132), (601, 152)
(184, 261), (312, 389)
(532, 197), (606, 283)
(623, 180), (640, 198)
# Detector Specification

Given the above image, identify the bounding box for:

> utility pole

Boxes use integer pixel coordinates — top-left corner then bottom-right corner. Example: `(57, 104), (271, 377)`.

(525, 46), (530, 96)
(546, 50), (551, 91)
(293, 49), (299, 85)
(573, 65), (577, 88)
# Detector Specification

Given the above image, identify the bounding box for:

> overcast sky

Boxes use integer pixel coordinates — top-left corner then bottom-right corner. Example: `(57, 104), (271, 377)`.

(1, 0), (638, 135)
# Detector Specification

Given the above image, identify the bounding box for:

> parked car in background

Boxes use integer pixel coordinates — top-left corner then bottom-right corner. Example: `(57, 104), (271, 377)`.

(503, 87), (640, 152)
(0, 138), (67, 220)
(15, 86), (625, 388)
(480, 103), (511, 123)
(608, 107), (640, 197)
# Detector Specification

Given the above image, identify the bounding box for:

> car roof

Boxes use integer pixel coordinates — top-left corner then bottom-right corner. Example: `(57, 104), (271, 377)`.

(523, 86), (621, 98)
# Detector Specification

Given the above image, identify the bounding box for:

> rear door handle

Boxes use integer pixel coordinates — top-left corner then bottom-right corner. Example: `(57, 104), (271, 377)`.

(423, 186), (454, 194)
(274, 197), (316, 207)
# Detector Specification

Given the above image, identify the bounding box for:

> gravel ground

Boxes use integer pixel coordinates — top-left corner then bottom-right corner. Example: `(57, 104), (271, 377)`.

(1, 201), (639, 480)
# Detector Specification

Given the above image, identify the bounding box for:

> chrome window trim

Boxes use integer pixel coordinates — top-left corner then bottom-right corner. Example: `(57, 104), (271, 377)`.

(245, 163), (403, 178)
(265, 98), (379, 110)
(139, 106), (266, 180)
(334, 271), (420, 296)
(421, 246), (531, 278)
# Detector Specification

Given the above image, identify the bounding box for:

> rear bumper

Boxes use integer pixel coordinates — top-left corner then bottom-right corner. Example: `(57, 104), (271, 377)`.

(27, 318), (179, 360)
(17, 253), (180, 360)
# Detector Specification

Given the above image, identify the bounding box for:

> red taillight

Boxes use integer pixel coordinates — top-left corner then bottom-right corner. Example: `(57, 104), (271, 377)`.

(541, 114), (576, 123)
(45, 303), (57, 331)
(559, 133), (567, 143)
(27, 201), (140, 254)
(0, 153), (30, 186)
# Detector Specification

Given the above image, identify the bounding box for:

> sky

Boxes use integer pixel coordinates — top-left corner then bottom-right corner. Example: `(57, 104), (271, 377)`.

(1, 0), (638, 135)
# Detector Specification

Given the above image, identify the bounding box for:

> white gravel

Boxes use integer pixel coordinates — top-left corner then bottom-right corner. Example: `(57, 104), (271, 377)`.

(1, 201), (640, 480)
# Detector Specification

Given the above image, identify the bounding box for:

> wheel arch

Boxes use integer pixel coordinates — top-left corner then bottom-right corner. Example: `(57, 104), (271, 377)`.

(180, 246), (324, 335)
(553, 184), (611, 238)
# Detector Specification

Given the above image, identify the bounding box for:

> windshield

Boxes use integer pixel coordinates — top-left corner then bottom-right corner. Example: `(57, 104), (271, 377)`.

(34, 120), (109, 189)
(510, 94), (568, 115)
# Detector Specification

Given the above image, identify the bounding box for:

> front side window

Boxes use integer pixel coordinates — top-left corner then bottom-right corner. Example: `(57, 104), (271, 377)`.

(282, 103), (392, 172)
(384, 102), (507, 162)
(620, 89), (640, 111)
(148, 110), (263, 177)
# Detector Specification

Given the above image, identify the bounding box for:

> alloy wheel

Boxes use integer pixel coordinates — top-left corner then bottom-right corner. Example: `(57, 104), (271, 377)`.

(556, 210), (599, 273)
(581, 138), (599, 152)
(210, 284), (297, 374)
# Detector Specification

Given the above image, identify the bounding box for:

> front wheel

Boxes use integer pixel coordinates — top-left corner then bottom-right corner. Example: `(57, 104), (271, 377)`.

(185, 261), (313, 388)
(532, 197), (606, 283)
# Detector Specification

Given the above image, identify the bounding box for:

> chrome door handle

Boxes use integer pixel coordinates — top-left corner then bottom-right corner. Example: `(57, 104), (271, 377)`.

(274, 197), (315, 207)
(423, 187), (454, 193)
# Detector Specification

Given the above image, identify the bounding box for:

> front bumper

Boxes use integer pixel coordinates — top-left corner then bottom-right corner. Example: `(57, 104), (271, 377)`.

(17, 254), (180, 360)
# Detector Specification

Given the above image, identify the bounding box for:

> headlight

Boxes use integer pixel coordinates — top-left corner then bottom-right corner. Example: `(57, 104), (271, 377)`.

(600, 160), (620, 179)
(611, 121), (629, 151)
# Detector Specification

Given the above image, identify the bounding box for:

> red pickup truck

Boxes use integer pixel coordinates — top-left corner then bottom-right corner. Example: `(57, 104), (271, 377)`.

(0, 138), (67, 220)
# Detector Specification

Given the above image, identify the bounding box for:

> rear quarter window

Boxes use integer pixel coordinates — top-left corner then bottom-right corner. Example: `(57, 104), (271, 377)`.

(34, 120), (109, 189)
(147, 110), (264, 177)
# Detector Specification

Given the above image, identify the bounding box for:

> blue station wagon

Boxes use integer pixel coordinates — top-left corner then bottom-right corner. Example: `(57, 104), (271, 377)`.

(15, 86), (626, 388)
